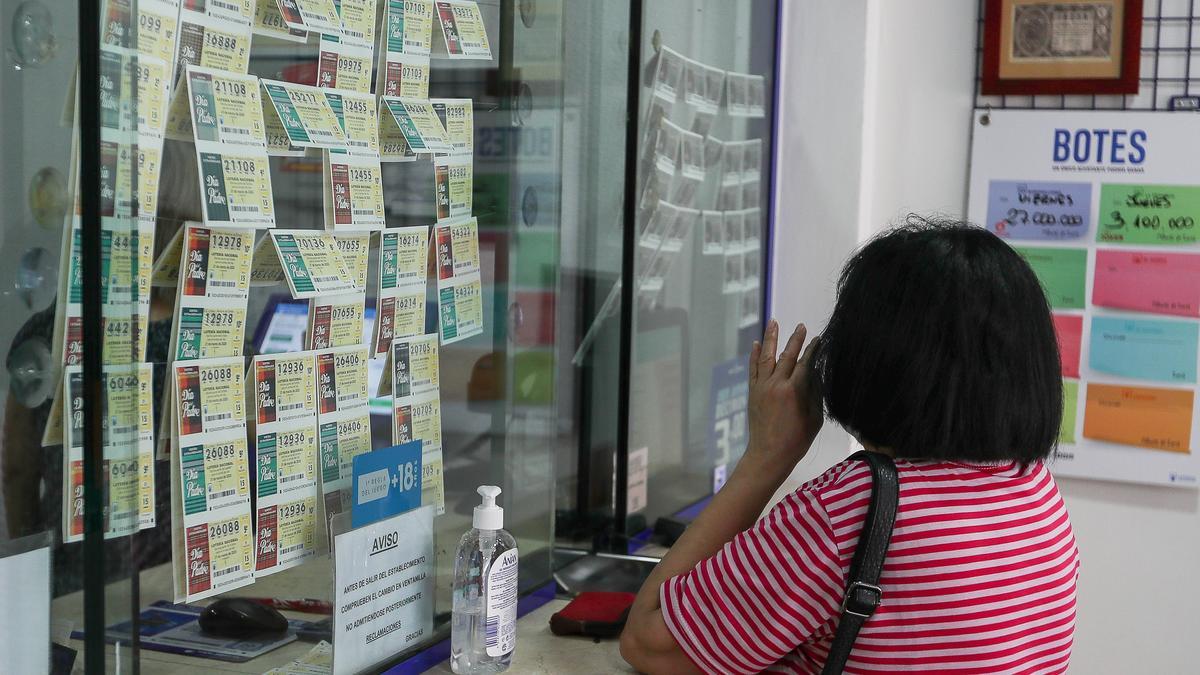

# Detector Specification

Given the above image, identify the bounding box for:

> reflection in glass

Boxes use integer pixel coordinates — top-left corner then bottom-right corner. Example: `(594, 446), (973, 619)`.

(8, 0), (57, 69)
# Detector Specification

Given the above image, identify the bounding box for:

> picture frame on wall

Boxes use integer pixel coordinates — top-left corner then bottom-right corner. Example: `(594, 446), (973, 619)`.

(981, 0), (1143, 95)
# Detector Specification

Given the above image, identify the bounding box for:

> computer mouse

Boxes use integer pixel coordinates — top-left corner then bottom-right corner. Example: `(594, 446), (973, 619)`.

(198, 598), (289, 637)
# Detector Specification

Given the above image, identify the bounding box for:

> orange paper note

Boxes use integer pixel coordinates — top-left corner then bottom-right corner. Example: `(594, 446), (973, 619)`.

(1083, 384), (1193, 453)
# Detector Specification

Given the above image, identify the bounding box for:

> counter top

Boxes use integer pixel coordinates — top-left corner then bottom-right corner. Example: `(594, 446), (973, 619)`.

(53, 561), (632, 674)
(424, 598), (632, 675)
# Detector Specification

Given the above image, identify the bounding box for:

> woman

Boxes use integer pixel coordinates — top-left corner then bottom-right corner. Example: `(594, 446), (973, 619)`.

(621, 219), (1079, 674)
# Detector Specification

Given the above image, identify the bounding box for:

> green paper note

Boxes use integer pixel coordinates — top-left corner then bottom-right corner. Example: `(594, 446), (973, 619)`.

(1059, 379), (1079, 444)
(1014, 246), (1087, 309)
(1097, 184), (1200, 245)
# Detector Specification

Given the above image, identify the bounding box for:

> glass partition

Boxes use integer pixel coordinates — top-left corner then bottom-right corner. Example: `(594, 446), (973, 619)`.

(622, 0), (777, 549)
(0, 0), (575, 671)
(0, 0), (777, 670)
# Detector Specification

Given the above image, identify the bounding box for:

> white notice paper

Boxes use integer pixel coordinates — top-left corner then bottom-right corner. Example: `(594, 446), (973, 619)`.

(0, 543), (50, 673)
(333, 506), (435, 674)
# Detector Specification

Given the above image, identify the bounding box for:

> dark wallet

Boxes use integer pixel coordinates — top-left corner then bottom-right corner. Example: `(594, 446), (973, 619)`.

(548, 591), (636, 639)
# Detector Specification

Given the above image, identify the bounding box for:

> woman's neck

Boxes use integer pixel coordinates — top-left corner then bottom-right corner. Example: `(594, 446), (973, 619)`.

(860, 441), (895, 457)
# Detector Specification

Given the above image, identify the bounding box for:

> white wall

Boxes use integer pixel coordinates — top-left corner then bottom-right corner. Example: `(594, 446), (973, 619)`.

(858, 0), (977, 234)
(768, 0), (866, 487)
(771, 1), (1200, 672)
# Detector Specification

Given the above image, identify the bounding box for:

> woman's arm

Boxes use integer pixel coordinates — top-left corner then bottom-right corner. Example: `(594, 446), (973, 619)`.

(620, 322), (823, 674)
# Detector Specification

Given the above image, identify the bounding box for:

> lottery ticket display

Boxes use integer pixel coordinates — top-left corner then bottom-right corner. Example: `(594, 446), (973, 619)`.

(251, 351), (320, 576)
(434, 217), (483, 344)
(316, 345), (374, 520)
(170, 356), (255, 601)
(633, 40), (766, 330)
(377, 0), (434, 98)
(374, 226), (430, 356)
(388, 334), (444, 513)
(56, 0), (497, 615)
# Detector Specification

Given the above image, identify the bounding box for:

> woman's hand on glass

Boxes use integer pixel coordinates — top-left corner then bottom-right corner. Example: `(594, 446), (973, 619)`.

(745, 320), (823, 477)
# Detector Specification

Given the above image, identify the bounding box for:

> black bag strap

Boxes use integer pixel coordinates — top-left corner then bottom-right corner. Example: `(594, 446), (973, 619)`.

(820, 451), (900, 675)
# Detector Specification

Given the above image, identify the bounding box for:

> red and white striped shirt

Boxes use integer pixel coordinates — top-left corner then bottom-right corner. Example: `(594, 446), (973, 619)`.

(661, 458), (1079, 674)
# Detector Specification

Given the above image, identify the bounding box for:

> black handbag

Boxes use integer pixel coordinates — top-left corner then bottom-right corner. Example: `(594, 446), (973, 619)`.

(820, 451), (900, 675)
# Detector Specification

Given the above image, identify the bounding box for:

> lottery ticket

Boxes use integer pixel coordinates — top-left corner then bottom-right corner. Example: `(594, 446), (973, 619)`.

(251, 350), (320, 576)
(432, 216), (481, 344)
(435, 0), (492, 60)
(651, 45), (684, 103)
(387, 333), (443, 512)
(138, 0), (182, 63)
(172, 9), (253, 94)
(252, 0), (308, 42)
(431, 98), (473, 155)
(262, 79), (349, 150)
(317, 37), (374, 93)
(381, 96), (451, 154)
(171, 225), (253, 360)
(335, 233), (371, 291)
(173, 65), (267, 148)
(268, 230), (359, 298)
(61, 363), (156, 542)
(701, 210), (724, 255)
(373, 226), (430, 356)
(391, 386), (443, 514)
(335, 0), (377, 48)
(377, 0), (434, 97)
(325, 89), (380, 157)
(437, 270), (483, 345)
(316, 344), (371, 415)
(277, 0), (343, 35)
(434, 154), (472, 222)
(324, 152), (386, 231)
(307, 294), (366, 350)
(170, 354), (254, 602)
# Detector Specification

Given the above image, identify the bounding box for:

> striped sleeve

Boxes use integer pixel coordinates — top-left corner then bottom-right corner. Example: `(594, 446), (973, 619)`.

(660, 487), (845, 674)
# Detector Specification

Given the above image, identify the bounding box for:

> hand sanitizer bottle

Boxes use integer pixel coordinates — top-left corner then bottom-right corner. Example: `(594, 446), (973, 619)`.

(451, 486), (518, 674)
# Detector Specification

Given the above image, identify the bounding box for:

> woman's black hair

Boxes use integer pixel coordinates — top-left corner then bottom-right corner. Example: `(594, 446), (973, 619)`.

(811, 215), (1062, 463)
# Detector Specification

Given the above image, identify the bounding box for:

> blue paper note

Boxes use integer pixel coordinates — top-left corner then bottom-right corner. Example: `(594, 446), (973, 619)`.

(985, 180), (1091, 240)
(1089, 316), (1199, 384)
(351, 441), (423, 528)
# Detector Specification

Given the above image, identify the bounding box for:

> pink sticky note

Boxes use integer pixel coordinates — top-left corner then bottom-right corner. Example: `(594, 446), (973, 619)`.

(1053, 314), (1082, 378)
(1093, 250), (1200, 318)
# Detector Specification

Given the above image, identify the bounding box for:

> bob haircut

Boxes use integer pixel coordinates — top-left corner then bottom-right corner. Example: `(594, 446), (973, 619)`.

(811, 216), (1062, 463)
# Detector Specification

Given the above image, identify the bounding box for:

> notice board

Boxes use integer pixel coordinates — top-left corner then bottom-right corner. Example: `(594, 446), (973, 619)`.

(968, 109), (1200, 488)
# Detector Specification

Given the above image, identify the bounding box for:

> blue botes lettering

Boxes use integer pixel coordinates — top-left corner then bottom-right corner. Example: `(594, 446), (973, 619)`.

(1053, 128), (1146, 165)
